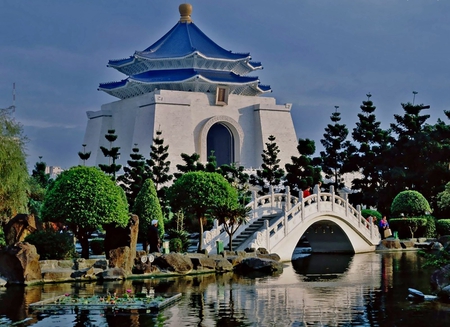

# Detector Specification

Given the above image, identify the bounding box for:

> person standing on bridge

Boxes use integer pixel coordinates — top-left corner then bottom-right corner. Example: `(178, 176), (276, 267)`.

(303, 186), (311, 198)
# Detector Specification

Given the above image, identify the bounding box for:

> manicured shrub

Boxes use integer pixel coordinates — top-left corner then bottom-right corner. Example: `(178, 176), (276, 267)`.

(436, 219), (450, 236)
(169, 238), (183, 253)
(90, 238), (105, 255)
(361, 209), (382, 219)
(390, 190), (431, 217)
(25, 230), (76, 260)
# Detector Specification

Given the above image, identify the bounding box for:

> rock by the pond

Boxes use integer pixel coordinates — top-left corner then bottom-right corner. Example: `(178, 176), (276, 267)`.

(430, 264), (450, 291)
(408, 288), (438, 302)
(438, 285), (450, 303)
(102, 267), (127, 280)
(153, 253), (194, 274)
(235, 257), (283, 274)
(0, 242), (41, 285)
(0, 277), (6, 287)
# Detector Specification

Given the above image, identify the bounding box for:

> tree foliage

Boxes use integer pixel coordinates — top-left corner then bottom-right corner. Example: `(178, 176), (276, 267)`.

(118, 144), (146, 209)
(132, 179), (164, 246)
(390, 190), (431, 217)
(211, 202), (250, 251)
(284, 138), (322, 197)
(0, 110), (29, 224)
(99, 129), (122, 180)
(41, 166), (129, 258)
(145, 130), (173, 218)
(249, 135), (285, 195)
(320, 107), (352, 192)
(346, 94), (391, 208)
(167, 171), (238, 252)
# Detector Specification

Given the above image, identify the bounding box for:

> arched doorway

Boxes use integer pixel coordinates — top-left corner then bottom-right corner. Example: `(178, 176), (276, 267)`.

(207, 123), (234, 166)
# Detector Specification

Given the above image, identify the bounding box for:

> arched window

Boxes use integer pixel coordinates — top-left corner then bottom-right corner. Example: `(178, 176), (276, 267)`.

(207, 123), (234, 166)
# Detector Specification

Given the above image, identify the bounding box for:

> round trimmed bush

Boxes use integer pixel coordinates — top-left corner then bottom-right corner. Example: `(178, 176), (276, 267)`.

(390, 190), (431, 217)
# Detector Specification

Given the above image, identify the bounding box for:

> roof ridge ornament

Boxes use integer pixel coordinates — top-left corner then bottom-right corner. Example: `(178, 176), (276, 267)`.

(179, 3), (193, 23)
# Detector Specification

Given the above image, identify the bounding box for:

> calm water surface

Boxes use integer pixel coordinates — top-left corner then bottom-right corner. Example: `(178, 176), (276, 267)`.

(1, 251), (449, 326)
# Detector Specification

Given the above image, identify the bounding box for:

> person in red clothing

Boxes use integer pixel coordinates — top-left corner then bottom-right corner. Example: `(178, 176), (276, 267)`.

(302, 186), (311, 198)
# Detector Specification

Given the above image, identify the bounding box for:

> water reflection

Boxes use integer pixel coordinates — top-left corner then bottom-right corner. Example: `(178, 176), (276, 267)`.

(1, 252), (450, 326)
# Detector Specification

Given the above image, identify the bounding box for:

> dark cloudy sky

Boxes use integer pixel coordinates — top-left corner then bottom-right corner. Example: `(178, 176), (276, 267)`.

(0, 0), (448, 171)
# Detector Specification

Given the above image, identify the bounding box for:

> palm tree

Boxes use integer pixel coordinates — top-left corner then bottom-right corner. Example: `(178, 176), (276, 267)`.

(212, 203), (251, 251)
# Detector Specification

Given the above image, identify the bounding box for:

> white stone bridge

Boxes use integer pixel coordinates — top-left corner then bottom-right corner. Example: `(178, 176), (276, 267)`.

(203, 186), (381, 261)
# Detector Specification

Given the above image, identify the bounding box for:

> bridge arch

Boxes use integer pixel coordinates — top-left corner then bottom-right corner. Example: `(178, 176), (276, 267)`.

(270, 213), (372, 261)
(203, 187), (381, 261)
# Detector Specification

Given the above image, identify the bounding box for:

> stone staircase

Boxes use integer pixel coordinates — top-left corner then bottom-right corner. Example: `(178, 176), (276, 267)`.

(232, 214), (278, 250)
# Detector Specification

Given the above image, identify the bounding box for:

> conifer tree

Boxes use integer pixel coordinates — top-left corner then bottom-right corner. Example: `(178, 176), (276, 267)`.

(98, 129), (121, 180)
(118, 144), (146, 209)
(383, 98), (447, 211)
(284, 138), (322, 197)
(346, 94), (391, 207)
(145, 130), (173, 217)
(78, 144), (91, 166)
(320, 106), (352, 192)
(173, 153), (206, 180)
(249, 135), (285, 195)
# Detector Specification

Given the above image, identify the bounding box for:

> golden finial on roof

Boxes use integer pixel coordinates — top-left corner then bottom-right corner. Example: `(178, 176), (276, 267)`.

(179, 3), (193, 23)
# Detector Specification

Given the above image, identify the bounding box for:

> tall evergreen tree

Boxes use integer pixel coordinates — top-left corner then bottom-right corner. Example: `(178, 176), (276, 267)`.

(218, 162), (251, 204)
(387, 101), (431, 195)
(320, 106), (352, 192)
(346, 94), (391, 208)
(284, 138), (322, 197)
(249, 135), (285, 195)
(78, 144), (91, 166)
(117, 144), (146, 209)
(145, 130), (173, 217)
(173, 153), (206, 180)
(98, 129), (122, 180)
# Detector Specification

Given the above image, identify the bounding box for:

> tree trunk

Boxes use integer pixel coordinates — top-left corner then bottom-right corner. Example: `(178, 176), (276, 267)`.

(197, 216), (203, 252)
(77, 230), (90, 259)
(228, 233), (233, 251)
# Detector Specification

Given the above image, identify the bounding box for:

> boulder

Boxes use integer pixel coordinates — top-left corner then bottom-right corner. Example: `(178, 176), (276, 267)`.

(190, 257), (217, 270)
(154, 253), (194, 274)
(0, 242), (41, 284)
(104, 214), (139, 270)
(108, 246), (132, 275)
(430, 264), (450, 291)
(438, 285), (450, 303)
(0, 278), (6, 287)
(102, 267), (127, 280)
(438, 235), (450, 249)
(235, 257), (283, 274)
(257, 253), (281, 262)
(214, 257), (234, 272)
(4, 214), (38, 245)
(381, 239), (402, 249)
(132, 262), (160, 274)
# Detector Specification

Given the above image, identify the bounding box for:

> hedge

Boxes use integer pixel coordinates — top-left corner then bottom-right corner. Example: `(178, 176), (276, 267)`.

(436, 219), (450, 237)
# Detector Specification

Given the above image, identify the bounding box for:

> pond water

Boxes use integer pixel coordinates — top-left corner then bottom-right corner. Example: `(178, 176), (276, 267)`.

(1, 251), (449, 326)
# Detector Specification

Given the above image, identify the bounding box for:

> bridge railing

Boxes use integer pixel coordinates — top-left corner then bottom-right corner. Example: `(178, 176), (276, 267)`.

(247, 186), (380, 251)
(203, 186), (290, 253)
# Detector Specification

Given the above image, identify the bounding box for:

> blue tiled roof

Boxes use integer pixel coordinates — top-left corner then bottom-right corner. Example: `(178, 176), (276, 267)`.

(99, 69), (260, 89)
(109, 22), (249, 66)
